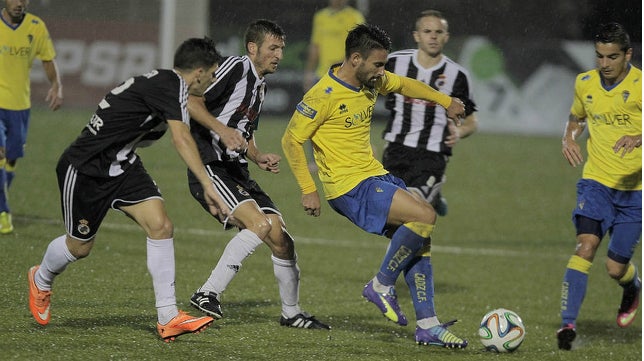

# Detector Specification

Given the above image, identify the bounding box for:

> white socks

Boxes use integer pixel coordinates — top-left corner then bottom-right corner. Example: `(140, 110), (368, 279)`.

(36, 235), (77, 291)
(201, 229), (263, 295)
(36, 235), (180, 325)
(371, 276), (390, 293)
(417, 316), (440, 329)
(200, 229), (303, 318)
(272, 254), (301, 318)
(146, 237), (178, 325)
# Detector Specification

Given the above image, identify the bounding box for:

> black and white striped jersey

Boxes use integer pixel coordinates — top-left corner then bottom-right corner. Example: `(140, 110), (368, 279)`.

(191, 55), (266, 164)
(382, 49), (477, 155)
(63, 69), (189, 178)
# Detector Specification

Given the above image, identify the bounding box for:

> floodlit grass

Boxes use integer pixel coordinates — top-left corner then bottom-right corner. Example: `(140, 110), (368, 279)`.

(1, 108), (640, 360)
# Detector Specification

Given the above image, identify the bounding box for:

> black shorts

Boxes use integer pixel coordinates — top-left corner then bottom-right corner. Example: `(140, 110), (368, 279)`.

(188, 160), (279, 228)
(56, 156), (162, 241)
(382, 142), (448, 188)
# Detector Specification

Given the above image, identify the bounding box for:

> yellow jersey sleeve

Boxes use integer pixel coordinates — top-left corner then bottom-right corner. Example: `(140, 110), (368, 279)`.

(282, 92), (331, 194)
(378, 71), (452, 109)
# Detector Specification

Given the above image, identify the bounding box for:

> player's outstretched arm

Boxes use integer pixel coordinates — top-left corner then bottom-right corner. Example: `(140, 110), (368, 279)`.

(397, 76), (465, 122)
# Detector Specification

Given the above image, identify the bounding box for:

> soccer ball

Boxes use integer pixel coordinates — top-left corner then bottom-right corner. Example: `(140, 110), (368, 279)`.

(478, 308), (525, 352)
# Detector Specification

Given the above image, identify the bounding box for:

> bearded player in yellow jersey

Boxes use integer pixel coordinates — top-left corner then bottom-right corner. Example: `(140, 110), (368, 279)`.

(282, 24), (469, 349)
(0, 0), (63, 234)
(557, 22), (642, 351)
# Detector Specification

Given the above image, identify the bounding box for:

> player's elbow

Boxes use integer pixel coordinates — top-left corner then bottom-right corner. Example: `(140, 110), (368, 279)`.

(281, 131), (296, 155)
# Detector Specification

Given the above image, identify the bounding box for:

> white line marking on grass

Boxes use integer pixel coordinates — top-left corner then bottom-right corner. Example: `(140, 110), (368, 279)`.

(17, 215), (555, 259)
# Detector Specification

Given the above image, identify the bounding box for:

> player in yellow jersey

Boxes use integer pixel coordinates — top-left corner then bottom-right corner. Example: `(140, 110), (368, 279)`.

(0, 0), (63, 234)
(303, 0), (365, 90)
(282, 23), (468, 349)
(557, 22), (642, 351)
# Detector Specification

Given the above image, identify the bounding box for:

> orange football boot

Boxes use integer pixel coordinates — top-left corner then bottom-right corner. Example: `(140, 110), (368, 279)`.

(156, 310), (214, 342)
(28, 265), (52, 325)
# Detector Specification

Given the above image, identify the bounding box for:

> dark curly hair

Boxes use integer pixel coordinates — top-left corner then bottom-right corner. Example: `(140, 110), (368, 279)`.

(345, 23), (392, 59)
(594, 22), (631, 52)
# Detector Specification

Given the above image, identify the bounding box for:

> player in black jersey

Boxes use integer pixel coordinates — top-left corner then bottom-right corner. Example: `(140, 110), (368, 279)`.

(186, 20), (329, 330)
(382, 10), (478, 216)
(28, 37), (229, 342)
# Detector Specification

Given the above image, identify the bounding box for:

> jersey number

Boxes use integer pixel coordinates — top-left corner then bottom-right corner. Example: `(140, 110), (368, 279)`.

(99, 70), (160, 109)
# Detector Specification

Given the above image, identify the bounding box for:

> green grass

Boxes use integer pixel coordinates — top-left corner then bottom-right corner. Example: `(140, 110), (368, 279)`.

(1, 108), (640, 360)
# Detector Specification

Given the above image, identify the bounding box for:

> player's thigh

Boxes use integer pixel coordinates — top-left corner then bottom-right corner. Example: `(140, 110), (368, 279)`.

(233, 182), (283, 238)
(232, 200), (269, 229)
(608, 221), (642, 262)
(197, 161), (263, 213)
(250, 181), (283, 229)
(0, 110), (7, 157)
(387, 187), (436, 226)
(1, 109), (29, 160)
(120, 199), (171, 237)
(572, 179), (615, 237)
(56, 160), (113, 241)
(606, 217), (641, 278)
(114, 166), (170, 238)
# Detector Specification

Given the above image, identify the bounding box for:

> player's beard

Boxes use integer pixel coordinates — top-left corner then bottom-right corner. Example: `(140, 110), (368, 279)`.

(7, 8), (26, 23)
(356, 68), (379, 88)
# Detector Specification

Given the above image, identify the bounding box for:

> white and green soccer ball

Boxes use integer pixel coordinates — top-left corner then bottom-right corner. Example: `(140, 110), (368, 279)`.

(478, 308), (526, 352)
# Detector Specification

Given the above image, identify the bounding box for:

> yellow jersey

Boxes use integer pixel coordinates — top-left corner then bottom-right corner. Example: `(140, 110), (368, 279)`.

(310, 6), (364, 78)
(0, 13), (56, 110)
(284, 65), (451, 199)
(570, 65), (642, 190)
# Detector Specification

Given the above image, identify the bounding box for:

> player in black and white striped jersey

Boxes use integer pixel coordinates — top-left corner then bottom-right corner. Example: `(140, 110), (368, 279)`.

(187, 20), (329, 330)
(381, 9), (478, 216)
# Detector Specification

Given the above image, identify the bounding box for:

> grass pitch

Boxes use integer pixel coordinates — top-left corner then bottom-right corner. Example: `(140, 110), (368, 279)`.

(1, 108), (641, 360)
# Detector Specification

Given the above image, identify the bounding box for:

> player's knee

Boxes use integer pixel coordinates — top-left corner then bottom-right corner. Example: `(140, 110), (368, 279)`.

(146, 216), (174, 239)
(606, 254), (631, 280)
(418, 202), (437, 224)
(247, 214), (272, 240)
(574, 235), (600, 260)
(606, 262), (628, 280)
(66, 235), (94, 259)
